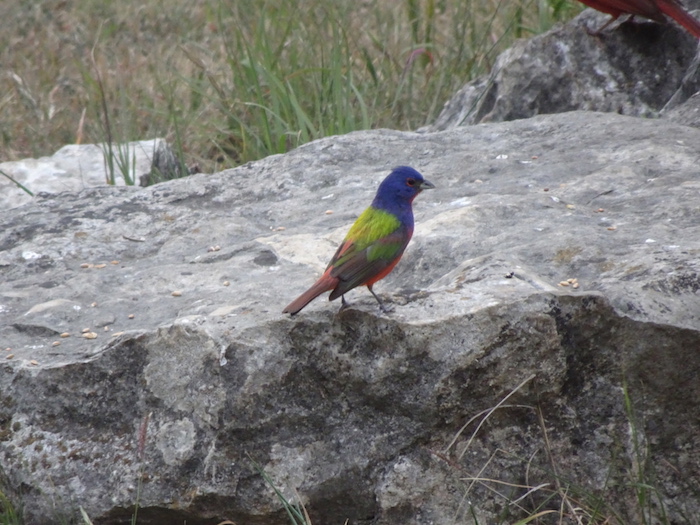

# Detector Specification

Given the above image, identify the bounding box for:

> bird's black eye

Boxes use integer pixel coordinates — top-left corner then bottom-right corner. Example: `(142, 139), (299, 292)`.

(406, 178), (416, 187)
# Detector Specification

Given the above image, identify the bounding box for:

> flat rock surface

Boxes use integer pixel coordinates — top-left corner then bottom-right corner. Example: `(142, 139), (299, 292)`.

(1, 111), (699, 524)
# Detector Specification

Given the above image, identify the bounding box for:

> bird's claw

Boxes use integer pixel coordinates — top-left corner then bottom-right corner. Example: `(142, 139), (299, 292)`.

(336, 295), (350, 314)
(379, 303), (394, 314)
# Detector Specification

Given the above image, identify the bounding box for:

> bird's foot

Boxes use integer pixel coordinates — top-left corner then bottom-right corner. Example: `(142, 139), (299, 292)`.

(368, 286), (394, 314)
(378, 302), (394, 314)
(337, 295), (351, 314)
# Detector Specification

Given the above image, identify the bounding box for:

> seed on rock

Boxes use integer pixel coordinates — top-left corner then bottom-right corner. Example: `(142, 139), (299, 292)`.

(80, 263), (90, 268)
(30, 360), (38, 365)
(82, 328), (91, 333)
(223, 281), (230, 286)
(95, 263), (107, 269)
(171, 290), (182, 297)
(558, 281), (569, 287)
(82, 332), (98, 339)
(52, 341), (61, 347)
(60, 332), (70, 338)
(6, 354), (14, 360)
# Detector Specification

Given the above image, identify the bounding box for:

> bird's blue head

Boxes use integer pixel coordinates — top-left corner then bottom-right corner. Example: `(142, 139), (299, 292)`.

(371, 166), (435, 215)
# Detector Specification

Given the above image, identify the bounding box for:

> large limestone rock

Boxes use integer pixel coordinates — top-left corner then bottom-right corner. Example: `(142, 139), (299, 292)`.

(426, 10), (700, 131)
(1, 111), (699, 524)
(0, 139), (187, 210)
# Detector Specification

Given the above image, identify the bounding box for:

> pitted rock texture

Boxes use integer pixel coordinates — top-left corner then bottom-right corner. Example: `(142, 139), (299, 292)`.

(1, 111), (699, 524)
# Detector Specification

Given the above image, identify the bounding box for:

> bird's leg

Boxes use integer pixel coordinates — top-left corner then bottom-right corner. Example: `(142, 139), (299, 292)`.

(368, 285), (393, 314)
(337, 294), (350, 313)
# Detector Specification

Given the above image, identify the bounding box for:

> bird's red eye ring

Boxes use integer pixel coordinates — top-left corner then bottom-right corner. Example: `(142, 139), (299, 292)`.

(406, 178), (416, 187)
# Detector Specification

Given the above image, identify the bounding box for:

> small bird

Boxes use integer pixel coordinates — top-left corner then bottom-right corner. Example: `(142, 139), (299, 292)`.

(282, 166), (435, 315)
(580, 0), (700, 38)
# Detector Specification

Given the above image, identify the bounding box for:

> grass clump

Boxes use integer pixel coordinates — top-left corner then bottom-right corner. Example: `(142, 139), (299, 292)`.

(435, 376), (679, 525)
(0, 490), (21, 525)
(0, 0), (581, 174)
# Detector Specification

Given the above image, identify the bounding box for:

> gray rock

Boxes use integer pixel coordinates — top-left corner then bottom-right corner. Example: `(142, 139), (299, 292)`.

(1, 111), (699, 524)
(426, 10), (700, 131)
(0, 139), (177, 210)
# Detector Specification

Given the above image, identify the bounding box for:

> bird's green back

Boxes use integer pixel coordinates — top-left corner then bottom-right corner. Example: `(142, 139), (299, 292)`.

(345, 206), (401, 250)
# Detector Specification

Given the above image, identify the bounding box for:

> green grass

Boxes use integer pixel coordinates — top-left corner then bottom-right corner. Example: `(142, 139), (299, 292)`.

(253, 458), (314, 525)
(0, 490), (21, 525)
(0, 0), (581, 175)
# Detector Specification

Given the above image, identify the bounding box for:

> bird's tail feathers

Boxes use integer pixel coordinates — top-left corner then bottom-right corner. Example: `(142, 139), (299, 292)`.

(282, 274), (338, 315)
(657, 0), (700, 38)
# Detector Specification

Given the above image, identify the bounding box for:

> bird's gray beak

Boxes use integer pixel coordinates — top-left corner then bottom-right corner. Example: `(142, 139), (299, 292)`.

(420, 179), (435, 190)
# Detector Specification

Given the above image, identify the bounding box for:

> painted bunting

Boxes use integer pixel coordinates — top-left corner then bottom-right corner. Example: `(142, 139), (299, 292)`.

(580, 0), (700, 37)
(282, 166), (434, 315)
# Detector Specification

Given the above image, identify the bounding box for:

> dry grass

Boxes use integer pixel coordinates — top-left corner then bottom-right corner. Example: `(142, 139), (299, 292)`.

(0, 0), (580, 173)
